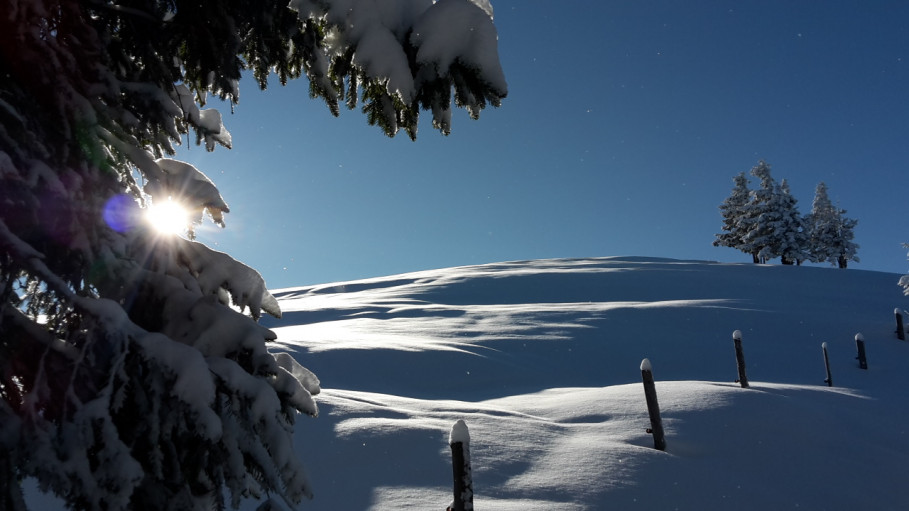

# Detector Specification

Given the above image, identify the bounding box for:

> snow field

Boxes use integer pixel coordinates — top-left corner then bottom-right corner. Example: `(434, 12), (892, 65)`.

(27, 257), (906, 509)
(256, 257), (909, 510)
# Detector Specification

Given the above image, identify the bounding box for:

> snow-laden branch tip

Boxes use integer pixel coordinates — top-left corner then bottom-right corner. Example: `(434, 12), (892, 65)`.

(173, 237), (282, 319)
(136, 333), (223, 440)
(468, 0), (494, 18)
(411, 0), (507, 94)
(97, 127), (166, 183)
(274, 352), (321, 417)
(149, 158), (230, 226)
(171, 84), (233, 150)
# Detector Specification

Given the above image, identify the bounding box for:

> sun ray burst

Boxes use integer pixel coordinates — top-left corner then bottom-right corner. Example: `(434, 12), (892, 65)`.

(146, 198), (190, 235)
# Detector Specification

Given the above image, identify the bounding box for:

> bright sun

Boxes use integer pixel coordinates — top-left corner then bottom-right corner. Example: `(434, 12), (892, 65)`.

(146, 199), (190, 235)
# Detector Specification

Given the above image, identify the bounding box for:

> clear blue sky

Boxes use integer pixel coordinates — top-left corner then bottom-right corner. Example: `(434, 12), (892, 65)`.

(177, 0), (909, 288)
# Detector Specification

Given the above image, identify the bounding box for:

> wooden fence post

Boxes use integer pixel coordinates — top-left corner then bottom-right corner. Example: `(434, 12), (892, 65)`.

(640, 359), (666, 451)
(895, 309), (905, 341)
(822, 342), (832, 387)
(448, 420), (473, 511)
(855, 333), (868, 370)
(732, 330), (749, 388)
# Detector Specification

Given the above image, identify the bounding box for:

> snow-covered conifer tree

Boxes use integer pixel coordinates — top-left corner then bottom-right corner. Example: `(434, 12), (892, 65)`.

(774, 180), (810, 265)
(737, 161), (777, 263)
(713, 171), (751, 255)
(806, 182), (859, 269)
(900, 249), (909, 294)
(0, 0), (506, 509)
(735, 162), (808, 264)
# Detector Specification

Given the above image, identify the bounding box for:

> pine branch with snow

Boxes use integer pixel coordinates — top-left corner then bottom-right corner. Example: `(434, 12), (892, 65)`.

(0, 0), (505, 509)
(291, 0), (507, 138)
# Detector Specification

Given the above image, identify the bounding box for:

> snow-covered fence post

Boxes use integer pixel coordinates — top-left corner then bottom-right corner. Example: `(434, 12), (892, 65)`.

(732, 330), (749, 388)
(448, 420), (473, 511)
(895, 309), (905, 341)
(640, 359), (666, 451)
(822, 342), (833, 387)
(855, 333), (868, 370)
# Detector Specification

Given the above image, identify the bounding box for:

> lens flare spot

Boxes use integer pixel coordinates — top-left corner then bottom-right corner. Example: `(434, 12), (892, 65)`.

(103, 194), (139, 233)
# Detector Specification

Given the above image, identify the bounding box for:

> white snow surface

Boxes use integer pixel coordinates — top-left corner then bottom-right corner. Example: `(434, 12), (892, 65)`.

(26, 256), (909, 509)
(257, 256), (909, 510)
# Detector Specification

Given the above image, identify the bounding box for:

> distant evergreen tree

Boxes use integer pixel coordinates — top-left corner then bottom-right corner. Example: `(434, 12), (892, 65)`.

(900, 247), (909, 294)
(738, 160), (777, 263)
(714, 171), (751, 255)
(773, 180), (810, 265)
(714, 164), (859, 268)
(806, 182), (859, 268)
(744, 176), (808, 265)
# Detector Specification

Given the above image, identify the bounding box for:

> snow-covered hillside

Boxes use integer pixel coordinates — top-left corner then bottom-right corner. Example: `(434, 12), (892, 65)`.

(256, 257), (908, 510)
(23, 256), (909, 510)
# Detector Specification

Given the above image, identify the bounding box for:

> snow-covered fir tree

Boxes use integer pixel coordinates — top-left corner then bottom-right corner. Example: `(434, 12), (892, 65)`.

(721, 161), (808, 265)
(773, 180), (810, 265)
(713, 171), (751, 254)
(737, 161), (777, 263)
(806, 182), (859, 269)
(714, 166), (860, 269)
(0, 0), (506, 509)
(900, 249), (909, 294)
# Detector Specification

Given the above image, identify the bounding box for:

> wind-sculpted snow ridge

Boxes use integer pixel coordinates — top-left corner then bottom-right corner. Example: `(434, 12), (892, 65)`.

(267, 257), (904, 398)
(240, 257), (909, 510)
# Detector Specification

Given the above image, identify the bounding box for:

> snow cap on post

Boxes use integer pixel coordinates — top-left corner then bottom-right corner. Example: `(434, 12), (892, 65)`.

(640, 358), (652, 372)
(895, 308), (903, 315)
(855, 333), (864, 342)
(732, 329), (743, 341)
(449, 419), (470, 447)
(822, 341), (828, 349)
